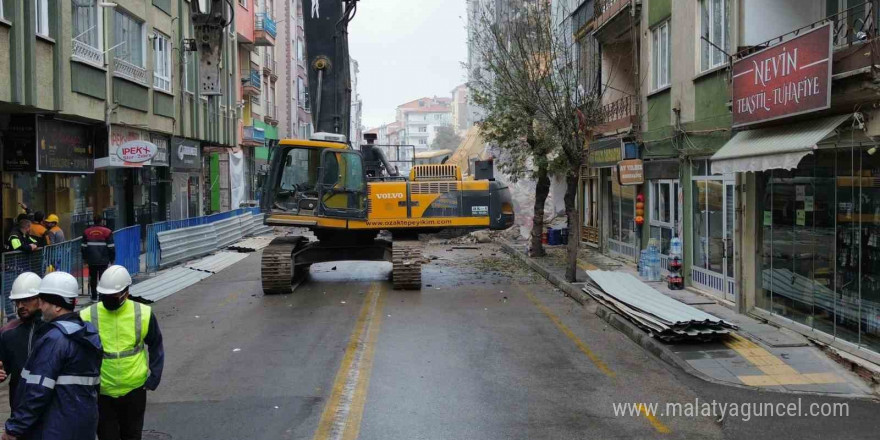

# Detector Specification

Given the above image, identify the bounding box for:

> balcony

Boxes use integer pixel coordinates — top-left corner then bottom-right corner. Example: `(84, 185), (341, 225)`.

(571, 0), (595, 38)
(113, 57), (147, 85)
(255, 13), (277, 46)
(241, 70), (261, 96)
(593, 0), (635, 43)
(72, 39), (103, 67)
(242, 125), (266, 146)
(595, 95), (637, 135)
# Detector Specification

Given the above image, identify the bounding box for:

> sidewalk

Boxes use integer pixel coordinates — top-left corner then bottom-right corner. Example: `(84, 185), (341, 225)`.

(501, 239), (880, 398)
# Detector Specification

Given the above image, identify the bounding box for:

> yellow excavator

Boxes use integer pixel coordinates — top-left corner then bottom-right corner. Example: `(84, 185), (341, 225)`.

(195, 0), (513, 293)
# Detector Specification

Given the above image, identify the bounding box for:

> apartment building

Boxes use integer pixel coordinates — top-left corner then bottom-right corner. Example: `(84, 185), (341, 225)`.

(0, 0), (239, 239)
(570, 0), (880, 361)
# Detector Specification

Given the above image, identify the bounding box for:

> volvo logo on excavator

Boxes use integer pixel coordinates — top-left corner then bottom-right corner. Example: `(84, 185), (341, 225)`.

(376, 193), (405, 200)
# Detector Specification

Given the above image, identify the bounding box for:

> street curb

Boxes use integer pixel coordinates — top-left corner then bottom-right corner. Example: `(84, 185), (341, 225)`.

(498, 239), (879, 400)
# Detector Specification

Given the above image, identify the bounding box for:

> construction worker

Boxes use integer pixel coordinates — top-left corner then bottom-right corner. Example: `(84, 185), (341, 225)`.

(81, 265), (164, 440)
(4, 217), (38, 253)
(2, 271), (102, 440)
(0, 272), (46, 410)
(44, 214), (65, 244)
(82, 215), (115, 301)
(28, 212), (48, 247)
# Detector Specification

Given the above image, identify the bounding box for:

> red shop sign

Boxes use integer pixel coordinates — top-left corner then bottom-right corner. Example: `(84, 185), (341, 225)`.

(732, 23), (832, 128)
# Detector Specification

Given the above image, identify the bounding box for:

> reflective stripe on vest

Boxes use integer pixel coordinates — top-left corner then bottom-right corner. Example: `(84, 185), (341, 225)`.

(81, 301), (151, 397)
(21, 369), (100, 389)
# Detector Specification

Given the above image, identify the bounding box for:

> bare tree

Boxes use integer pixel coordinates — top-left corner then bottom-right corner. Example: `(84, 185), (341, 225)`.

(470, 0), (603, 279)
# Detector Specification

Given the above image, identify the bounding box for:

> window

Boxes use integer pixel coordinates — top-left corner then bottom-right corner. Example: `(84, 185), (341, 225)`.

(418, 126), (427, 133)
(651, 20), (670, 90)
(72, 0), (101, 49)
(296, 38), (304, 64)
(418, 138), (427, 145)
(700, 0), (728, 71)
(238, 0), (247, 8)
(297, 77), (306, 107)
(114, 10), (144, 67)
(35, 0), (49, 37)
(153, 32), (172, 93)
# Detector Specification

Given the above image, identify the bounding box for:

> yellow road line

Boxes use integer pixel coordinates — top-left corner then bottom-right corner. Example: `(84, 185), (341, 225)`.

(342, 291), (385, 440)
(218, 293), (238, 307)
(525, 291), (616, 378)
(636, 404), (672, 434)
(312, 284), (384, 440)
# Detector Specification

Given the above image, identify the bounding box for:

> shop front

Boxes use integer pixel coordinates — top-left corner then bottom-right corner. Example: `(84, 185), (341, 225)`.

(586, 137), (641, 261)
(99, 126), (165, 230)
(2, 115), (98, 240)
(170, 137), (203, 220)
(644, 159), (681, 271)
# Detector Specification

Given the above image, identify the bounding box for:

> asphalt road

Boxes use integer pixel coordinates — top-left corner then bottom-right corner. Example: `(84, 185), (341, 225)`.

(142, 244), (880, 440)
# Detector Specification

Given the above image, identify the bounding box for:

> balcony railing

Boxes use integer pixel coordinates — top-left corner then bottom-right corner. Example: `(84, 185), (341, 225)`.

(72, 39), (103, 66)
(256, 13), (277, 38)
(243, 125), (266, 144)
(735, 1), (876, 61)
(600, 95), (635, 124)
(113, 57), (148, 84)
(594, 0), (627, 20)
(242, 69), (262, 90)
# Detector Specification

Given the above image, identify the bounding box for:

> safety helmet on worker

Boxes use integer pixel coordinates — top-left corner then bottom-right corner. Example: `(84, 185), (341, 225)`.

(46, 214), (60, 223)
(39, 272), (80, 298)
(96, 265), (133, 295)
(9, 272), (42, 300)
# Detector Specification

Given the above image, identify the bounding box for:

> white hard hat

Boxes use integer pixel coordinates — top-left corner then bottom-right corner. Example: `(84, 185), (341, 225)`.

(39, 272), (80, 298)
(97, 265), (133, 295)
(9, 272), (42, 300)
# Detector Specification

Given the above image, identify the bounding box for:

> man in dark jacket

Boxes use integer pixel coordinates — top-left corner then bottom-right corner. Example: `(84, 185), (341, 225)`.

(0, 272), (46, 410)
(2, 271), (102, 440)
(4, 217), (38, 253)
(82, 215), (115, 301)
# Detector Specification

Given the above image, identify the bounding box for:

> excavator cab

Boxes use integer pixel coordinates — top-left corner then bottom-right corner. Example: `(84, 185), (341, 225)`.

(267, 142), (367, 220)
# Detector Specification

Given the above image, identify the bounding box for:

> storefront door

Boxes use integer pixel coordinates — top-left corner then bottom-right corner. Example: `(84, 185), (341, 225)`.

(692, 159), (736, 302)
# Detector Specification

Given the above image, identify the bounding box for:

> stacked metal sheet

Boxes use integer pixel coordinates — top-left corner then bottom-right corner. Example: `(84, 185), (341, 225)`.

(130, 267), (212, 303)
(228, 236), (275, 252)
(583, 270), (737, 342)
(185, 251), (250, 273)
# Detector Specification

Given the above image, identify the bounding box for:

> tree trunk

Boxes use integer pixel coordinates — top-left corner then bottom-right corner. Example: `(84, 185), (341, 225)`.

(528, 164), (550, 257)
(564, 172), (580, 282)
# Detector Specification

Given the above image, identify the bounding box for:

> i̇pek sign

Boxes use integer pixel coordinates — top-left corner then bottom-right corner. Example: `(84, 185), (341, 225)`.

(732, 23), (832, 128)
(117, 140), (158, 163)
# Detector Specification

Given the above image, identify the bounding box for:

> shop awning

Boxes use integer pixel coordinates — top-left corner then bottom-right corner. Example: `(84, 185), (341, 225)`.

(710, 114), (850, 174)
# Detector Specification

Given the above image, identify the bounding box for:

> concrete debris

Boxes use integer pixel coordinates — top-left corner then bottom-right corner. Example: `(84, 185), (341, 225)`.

(584, 270), (737, 342)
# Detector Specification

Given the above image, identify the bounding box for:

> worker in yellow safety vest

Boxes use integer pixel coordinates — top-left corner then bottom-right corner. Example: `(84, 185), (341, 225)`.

(80, 265), (164, 440)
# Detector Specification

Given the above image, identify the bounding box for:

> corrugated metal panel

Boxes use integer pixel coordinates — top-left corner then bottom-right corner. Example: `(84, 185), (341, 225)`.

(185, 251), (250, 273)
(584, 270), (736, 342)
(712, 115), (848, 161)
(158, 224), (219, 267)
(228, 236), (274, 252)
(130, 267), (212, 303)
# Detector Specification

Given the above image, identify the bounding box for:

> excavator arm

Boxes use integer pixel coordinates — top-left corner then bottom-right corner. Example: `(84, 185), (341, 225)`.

(301, 1), (358, 137)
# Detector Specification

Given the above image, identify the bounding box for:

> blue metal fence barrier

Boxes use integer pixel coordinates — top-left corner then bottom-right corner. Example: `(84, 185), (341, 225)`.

(113, 225), (142, 277)
(145, 208), (255, 273)
(1, 238), (86, 321)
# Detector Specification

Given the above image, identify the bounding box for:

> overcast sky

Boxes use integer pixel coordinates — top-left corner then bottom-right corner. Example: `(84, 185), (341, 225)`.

(349, 0), (468, 129)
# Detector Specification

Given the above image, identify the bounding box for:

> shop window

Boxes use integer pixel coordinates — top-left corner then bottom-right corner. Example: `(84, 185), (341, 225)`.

(651, 20), (670, 91)
(153, 31), (172, 93)
(608, 173), (637, 256)
(35, 0), (49, 37)
(650, 179), (679, 255)
(114, 10), (144, 67)
(700, 0), (728, 72)
(72, 0), (101, 52)
(759, 148), (880, 353)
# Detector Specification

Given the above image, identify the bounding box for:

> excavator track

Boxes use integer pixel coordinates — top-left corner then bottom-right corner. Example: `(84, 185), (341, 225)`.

(392, 240), (423, 290)
(261, 236), (306, 295)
